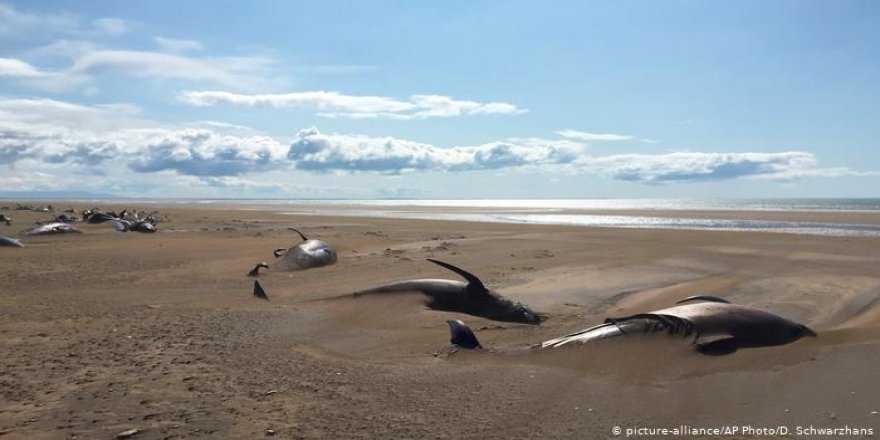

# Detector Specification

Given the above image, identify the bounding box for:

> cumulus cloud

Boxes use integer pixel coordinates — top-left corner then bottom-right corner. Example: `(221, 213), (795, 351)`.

(0, 97), (286, 176)
(127, 129), (286, 176)
(287, 127), (582, 173)
(555, 129), (634, 141)
(0, 98), (868, 185)
(180, 90), (527, 120)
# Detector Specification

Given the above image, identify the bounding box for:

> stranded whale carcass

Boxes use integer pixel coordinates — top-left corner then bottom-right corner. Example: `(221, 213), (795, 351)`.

(23, 222), (82, 236)
(273, 227), (337, 270)
(348, 259), (544, 325)
(0, 236), (24, 247)
(448, 297), (815, 355)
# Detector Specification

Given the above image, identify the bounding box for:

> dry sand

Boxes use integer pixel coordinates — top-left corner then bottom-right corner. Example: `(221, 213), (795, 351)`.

(1, 203), (879, 439)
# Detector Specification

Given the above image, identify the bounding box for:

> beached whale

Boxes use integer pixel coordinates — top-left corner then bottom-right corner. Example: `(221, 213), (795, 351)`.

(23, 222), (81, 236)
(347, 259), (544, 325)
(448, 296), (815, 355)
(111, 219), (157, 233)
(0, 236), (23, 247)
(273, 227), (337, 270)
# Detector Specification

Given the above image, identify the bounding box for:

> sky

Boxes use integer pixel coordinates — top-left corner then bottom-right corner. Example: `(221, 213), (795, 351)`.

(1, 0), (878, 199)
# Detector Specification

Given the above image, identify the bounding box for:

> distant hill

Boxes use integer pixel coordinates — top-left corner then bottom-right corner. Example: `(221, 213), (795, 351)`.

(0, 190), (122, 200)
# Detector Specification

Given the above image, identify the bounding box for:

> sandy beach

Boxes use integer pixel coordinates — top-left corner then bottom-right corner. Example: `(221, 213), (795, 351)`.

(2, 203), (879, 439)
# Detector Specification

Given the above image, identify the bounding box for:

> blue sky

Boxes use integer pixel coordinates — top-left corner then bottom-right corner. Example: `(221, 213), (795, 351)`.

(1, 0), (878, 198)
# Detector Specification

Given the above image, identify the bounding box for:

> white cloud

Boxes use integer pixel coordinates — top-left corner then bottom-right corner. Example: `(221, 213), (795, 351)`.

(0, 98), (868, 186)
(579, 152), (827, 183)
(154, 36), (204, 53)
(3, 48), (278, 92)
(26, 40), (101, 59)
(68, 50), (269, 88)
(180, 90), (527, 120)
(286, 127), (582, 173)
(0, 58), (47, 78)
(555, 129), (634, 141)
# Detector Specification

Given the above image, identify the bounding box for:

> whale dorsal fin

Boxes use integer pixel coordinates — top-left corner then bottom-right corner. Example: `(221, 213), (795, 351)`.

(288, 227), (308, 241)
(253, 280), (269, 300)
(446, 319), (482, 349)
(427, 259), (488, 295)
(676, 295), (731, 305)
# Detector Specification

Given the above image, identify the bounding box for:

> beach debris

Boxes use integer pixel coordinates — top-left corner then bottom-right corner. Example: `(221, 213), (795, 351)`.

(23, 222), (81, 235)
(346, 259), (544, 325)
(447, 296), (816, 356)
(253, 280), (269, 300)
(0, 236), (24, 247)
(272, 227), (337, 270)
(248, 262), (270, 277)
(265, 429), (276, 436)
(116, 428), (140, 439)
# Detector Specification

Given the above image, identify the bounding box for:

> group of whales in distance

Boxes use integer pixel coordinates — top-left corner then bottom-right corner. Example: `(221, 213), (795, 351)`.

(0, 205), (167, 247)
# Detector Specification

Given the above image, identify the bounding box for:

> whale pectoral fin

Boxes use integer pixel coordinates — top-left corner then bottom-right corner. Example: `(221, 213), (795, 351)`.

(426, 259), (488, 294)
(253, 280), (269, 300)
(446, 319), (482, 349)
(694, 334), (738, 356)
(111, 219), (128, 232)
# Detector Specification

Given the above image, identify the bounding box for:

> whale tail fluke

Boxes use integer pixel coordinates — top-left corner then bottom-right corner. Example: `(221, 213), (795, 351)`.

(288, 227), (308, 241)
(446, 319), (482, 349)
(248, 262), (269, 277)
(253, 280), (269, 300)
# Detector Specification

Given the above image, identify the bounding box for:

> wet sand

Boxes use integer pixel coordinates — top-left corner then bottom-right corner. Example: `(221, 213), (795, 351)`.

(1, 203), (879, 439)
